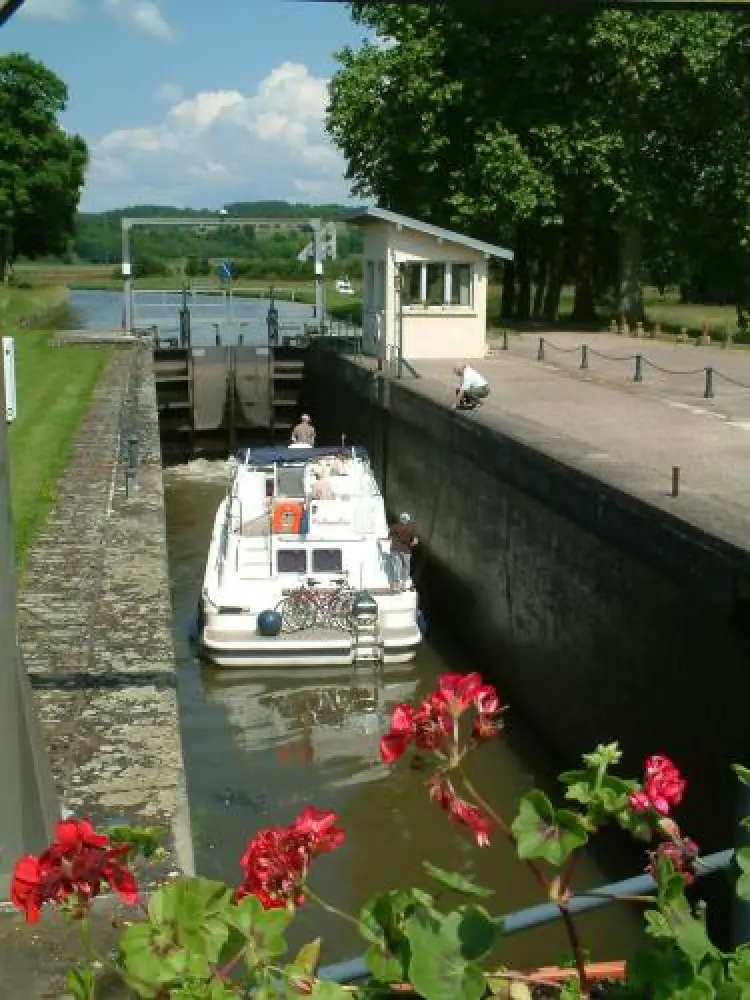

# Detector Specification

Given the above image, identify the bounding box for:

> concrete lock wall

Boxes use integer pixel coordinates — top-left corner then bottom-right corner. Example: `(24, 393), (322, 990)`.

(307, 349), (750, 851)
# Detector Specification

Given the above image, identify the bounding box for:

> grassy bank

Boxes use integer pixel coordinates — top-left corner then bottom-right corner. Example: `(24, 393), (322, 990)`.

(2, 287), (110, 563)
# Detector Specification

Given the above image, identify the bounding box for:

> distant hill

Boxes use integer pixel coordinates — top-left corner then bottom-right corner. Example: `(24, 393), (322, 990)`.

(72, 201), (365, 264)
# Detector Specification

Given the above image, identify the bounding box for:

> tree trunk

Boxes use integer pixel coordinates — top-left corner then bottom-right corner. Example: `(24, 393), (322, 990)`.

(617, 218), (644, 326)
(500, 260), (516, 320)
(571, 221), (596, 323)
(532, 247), (549, 321)
(515, 229), (531, 321)
(0, 226), (12, 284)
(542, 233), (565, 323)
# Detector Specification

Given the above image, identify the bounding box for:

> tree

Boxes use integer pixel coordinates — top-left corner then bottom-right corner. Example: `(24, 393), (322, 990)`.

(327, 4), (746, 324)
(0, 53), (88, 281)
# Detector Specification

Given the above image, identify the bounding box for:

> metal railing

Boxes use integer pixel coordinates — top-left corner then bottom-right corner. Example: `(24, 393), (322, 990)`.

(535, 337), (750, 400)
(316, 848), (735, 984)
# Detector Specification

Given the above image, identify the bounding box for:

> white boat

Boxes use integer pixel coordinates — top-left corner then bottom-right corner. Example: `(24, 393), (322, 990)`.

(200, 445), (423, 668)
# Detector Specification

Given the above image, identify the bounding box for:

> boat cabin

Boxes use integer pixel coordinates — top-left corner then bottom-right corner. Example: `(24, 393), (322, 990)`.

(227, 445), (390, 591)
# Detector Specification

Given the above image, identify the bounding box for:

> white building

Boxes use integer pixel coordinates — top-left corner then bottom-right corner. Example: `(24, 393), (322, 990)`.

(346, 207), (513, 362)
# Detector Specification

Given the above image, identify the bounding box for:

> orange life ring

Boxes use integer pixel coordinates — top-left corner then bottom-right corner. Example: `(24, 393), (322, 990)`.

(272, 500), (304, 534)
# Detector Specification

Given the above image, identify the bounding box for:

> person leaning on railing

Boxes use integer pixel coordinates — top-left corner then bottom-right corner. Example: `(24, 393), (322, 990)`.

(453, 364), (490, 409)
(290, 413), (316, 446)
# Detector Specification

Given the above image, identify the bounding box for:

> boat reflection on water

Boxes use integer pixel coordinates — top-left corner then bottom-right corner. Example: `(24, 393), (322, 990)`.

(202, 663), (419, 793)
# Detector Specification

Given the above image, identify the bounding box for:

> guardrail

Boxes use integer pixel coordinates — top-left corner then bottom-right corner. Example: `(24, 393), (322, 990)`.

(534, 336), (750, 400)
(316, 847), (736, 984)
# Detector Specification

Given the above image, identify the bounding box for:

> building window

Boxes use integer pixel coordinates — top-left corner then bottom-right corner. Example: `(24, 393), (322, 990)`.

(399, 262), (474, 308)
(277, 549), (307, 574)
(401, 263), (422, 305)
(312, 548), (343, 573)
(450, 263), (473, 306)
(426, 263), (444, 306)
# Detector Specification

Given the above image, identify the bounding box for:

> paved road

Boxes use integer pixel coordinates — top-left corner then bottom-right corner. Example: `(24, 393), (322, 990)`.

(385, 334), (750, 552)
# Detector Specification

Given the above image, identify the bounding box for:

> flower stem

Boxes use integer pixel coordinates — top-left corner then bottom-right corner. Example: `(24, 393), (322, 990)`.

(303, 886), (363, 931)
(559, 904), (590, 998)
(460, 772), (551, 894)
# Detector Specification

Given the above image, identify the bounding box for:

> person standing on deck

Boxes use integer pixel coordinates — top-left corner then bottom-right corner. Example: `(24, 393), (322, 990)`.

(291, 413), (316, 446)
(388, 513), (419, 591)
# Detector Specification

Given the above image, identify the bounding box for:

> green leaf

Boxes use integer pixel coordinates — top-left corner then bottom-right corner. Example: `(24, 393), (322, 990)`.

(668, 902), (718, 965)
(118, 923), (165, 999)
(293, 938), (322, 975)
(422, 861), (494, 899)
(364, 942), (407, 984)
(310, 983), (354, 998)
(511, 791), (588, 866)
(733, 764), (750, 787)
(67, 966), (96, 1000)
(626, 943), (694, 1000)
(457, 904), (502, 960)
(232, 894), (290, 968)
(737, 848), (750, 902)
(404, 907), (487, 1000)
(107, 824), (166, 860)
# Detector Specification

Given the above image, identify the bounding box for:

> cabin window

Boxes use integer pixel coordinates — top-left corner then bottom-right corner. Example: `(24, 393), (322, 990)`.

(277, 549), (307, 574)
(450, 263), (473, 306)
(401, 263), (422, 305)
(277, 466), (305, 498)
(312, 548), (343, 573)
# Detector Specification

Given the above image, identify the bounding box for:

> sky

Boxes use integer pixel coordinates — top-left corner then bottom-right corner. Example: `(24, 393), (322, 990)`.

(1, 0), (371, 212)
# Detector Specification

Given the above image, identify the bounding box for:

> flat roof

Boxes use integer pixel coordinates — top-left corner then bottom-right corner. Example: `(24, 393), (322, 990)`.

(345, 206), (514, 261)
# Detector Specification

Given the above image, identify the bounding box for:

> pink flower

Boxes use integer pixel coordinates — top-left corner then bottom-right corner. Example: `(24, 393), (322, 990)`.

(437, 672), (483, 715)
(647, 835), (699, 886)
(629, 754), (686, 817)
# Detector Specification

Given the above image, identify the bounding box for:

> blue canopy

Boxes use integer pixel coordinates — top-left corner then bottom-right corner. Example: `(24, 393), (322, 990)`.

(238, 445), (369, 466)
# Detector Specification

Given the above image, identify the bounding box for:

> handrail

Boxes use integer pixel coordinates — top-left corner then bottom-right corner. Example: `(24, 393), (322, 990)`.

(316, 848), (734, 984)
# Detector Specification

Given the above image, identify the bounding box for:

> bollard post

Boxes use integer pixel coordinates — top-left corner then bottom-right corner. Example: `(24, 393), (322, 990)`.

(502, 330), (509, 351)
(127, 433), (139, 471)
(704, 367), (714, 399)
(125, 466), (137, 499)
(537, 337), (545, 362)
(671, 466), (680, 498)
(580, 344), (589, 370)
(634, 354), (643, 383)
(214, 324), (221, 347)
(238, 332), (244, 347)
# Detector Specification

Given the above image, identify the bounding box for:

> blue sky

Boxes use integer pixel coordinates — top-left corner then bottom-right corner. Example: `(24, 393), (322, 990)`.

(1, 0), (370, 211)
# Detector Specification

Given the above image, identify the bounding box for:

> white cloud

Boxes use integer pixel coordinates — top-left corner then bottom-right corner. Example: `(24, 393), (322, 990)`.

(85, 62), (354, 210)
(20, 0), (82, 20)
(102, 0), (177, 43)
(156, 82), (184, 104)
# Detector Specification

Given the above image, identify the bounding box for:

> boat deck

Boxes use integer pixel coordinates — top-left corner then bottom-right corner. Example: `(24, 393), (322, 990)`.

(241, 514), (271, 539)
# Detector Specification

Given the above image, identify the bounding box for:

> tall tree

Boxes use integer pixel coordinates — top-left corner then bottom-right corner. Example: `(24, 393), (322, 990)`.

(0, 53), (88, 280)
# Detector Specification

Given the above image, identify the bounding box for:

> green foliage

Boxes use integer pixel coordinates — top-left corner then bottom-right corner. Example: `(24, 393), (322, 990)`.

(0, 53), (87, 275)
(327, 7), (750, 322)
(511, 790), (588, 866)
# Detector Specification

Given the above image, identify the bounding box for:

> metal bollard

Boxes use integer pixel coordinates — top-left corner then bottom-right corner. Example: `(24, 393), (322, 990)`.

(125, 466), (137, 499)
(238, 333), (244, 346)
(127, 434), (139, 470)
(537, 337), (545, 362)
(634, 354), (643, 383)
(214, 324), (221, 347)
(671, 466), (680, 498)
(704, 367), (714, 399)
(502, 330), (509, 351)
(580, 344), (589, 370)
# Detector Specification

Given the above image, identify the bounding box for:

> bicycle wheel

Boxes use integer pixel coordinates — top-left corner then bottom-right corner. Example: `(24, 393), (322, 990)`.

(276, 592), (316, 632)
(328, 588), (356, 631)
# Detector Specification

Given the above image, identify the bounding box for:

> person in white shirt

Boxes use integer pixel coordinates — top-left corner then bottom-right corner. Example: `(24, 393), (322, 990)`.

(453, 365), (490, 409)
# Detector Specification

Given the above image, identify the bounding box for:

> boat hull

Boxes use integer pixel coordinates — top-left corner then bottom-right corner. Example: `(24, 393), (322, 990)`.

(200, 622), (422, 669)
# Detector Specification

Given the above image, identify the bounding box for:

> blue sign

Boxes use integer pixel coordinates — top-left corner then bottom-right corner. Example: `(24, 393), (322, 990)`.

(218, 261), (233, 280)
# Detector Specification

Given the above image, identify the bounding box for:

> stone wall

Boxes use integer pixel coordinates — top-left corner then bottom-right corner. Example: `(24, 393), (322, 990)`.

(16, 343), (193, 879)
(306, 349), (750, 851)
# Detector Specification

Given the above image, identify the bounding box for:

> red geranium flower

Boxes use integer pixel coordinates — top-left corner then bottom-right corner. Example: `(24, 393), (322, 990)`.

(647, 835), (699, 885)
(11, 818), (139, 924)
(428, 777), (493, 847)
(238, 808), (345, 910)
(629, 754), (686, 817)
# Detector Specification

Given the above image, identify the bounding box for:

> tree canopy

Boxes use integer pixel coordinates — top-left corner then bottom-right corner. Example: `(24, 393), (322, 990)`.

(0, 52), (88, 279)
(327, 5), (750, 324)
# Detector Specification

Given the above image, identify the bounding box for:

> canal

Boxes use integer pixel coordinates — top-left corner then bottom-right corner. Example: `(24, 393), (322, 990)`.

(165, 460), (644, 970)
(65, 288), (644, 972)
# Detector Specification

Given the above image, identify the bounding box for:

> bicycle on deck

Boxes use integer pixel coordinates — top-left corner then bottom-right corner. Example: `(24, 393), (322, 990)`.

(276, 576), (356, 632)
